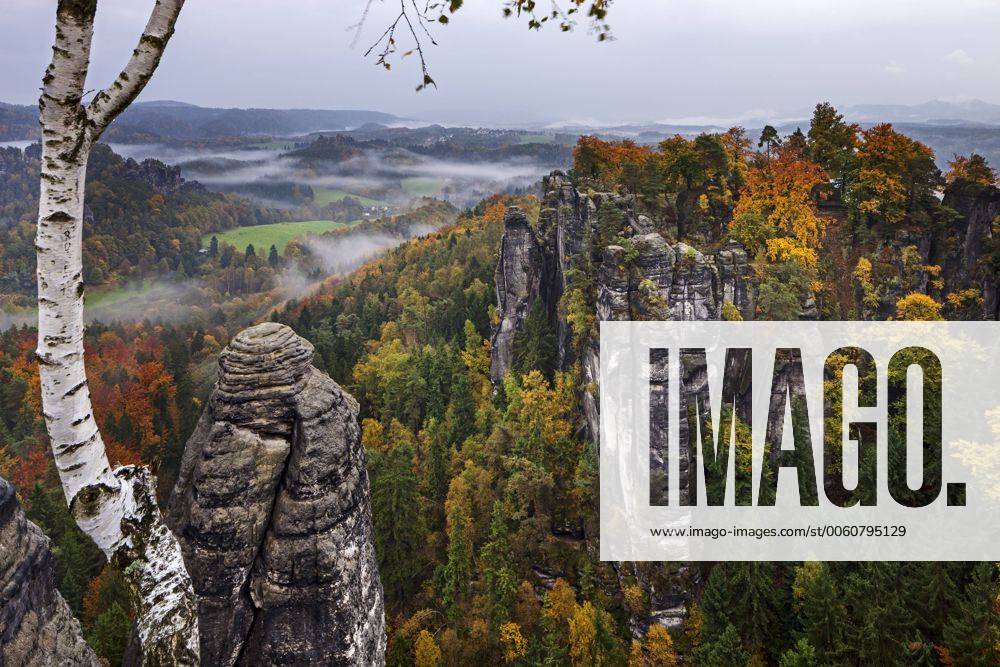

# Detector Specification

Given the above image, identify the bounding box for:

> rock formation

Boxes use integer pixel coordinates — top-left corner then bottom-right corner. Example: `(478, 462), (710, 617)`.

(490, 172), (756, 441)
(943, 182), (1000, 319)
(490, 206), (550, 384)
(488, 172), (765, 636)
(167, 323), (385, 666)
(0, 477), (99, 666)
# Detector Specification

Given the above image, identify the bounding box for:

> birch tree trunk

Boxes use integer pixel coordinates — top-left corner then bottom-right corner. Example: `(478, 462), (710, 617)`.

(36, 1), (198, 664)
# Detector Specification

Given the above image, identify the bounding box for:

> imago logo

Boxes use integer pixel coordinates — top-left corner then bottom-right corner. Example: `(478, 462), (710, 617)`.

(599, 321), (1000, 561)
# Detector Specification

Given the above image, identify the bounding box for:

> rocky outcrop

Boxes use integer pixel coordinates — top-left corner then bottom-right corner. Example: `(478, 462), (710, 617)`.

(490, 206), (552, 383)
(490, 172), (756, 440)
(669, 243), (717, 321)
(167, 323), (385, 666)
(0, 477), (99, 666)
(490, 173), (763, 638)
(943, 183), (1000, 319)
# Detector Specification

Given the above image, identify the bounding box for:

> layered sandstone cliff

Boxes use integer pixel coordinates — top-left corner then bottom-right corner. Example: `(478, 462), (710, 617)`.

(167, 323), (385, 666)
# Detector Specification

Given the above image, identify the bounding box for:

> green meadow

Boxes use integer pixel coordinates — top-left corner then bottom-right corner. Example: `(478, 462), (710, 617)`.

(202, 219), (358, 253)
(311, 187), (385, 208)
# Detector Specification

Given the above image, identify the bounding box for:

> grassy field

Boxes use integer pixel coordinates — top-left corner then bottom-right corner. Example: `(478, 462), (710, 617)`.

(86, 281), (160, 308)
(401, 177), (444, 198)
(312, 187), (385, 208)
(202, 220), (357, 252)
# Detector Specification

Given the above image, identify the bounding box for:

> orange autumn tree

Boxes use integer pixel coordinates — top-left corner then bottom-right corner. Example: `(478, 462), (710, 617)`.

(844, 123), (940, 225)
(84, 328), (178, 467)
(573, 136), (653, 191)
(729, 143), (828, 269)
(946, 153), (998, 188)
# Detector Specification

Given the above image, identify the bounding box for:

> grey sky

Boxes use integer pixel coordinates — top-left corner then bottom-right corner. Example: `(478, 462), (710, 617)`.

(2, 0), (999, 124)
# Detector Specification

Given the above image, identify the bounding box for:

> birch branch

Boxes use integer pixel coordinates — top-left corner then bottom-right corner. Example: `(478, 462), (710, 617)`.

(86, 0), (186, 139)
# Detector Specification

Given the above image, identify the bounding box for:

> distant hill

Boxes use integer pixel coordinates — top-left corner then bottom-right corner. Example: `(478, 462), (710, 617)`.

(842, 99), (1000, 126)
(0, 102), (37, 141)
(0, 100), (400, 143)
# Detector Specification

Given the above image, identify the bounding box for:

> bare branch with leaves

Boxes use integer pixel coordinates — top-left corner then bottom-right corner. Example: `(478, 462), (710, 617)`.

(358, 0), (613, 90)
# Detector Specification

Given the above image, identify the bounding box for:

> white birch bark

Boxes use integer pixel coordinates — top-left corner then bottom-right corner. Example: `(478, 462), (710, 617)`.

(37, 1), (198, 664)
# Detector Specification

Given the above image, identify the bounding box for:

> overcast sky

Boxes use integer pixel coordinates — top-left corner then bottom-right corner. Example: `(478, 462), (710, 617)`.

(2, 0), (999, 124)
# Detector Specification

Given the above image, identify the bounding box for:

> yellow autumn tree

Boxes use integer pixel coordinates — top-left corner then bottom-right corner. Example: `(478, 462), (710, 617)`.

(629, 640), (645, 667)
(568, 602), (599, 666)
(645, 625), (678, 667)
(946, 153), (996, 187)
(413, 629), (442, 667)
(500, 622), (528, 663)
(545, 578), (578, 625)
(896, 293), (944, 321)
(361, 418), (387, 453)
(845, 123), (939, 225)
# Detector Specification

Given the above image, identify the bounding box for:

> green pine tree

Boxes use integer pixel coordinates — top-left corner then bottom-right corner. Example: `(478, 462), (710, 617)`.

(86, 602), (131, 666)
(480, 500), (517, 627)
(843, 563), (916, 666)
(695, 623), (750, 667)
(793, 561), (849, 664)
(370, 442), (424, 603)
(779, 638), (817, 667)
(700, 564), (735, 641)
(512, 299), (557, 380)
(424, 417), (451, 508)
(445, 371), (476, 447)
(910, 561), (960, 642)
(728, 562), (789, 659)
(53, 530), (91, 616)
(441, 503), (473, 620)
(942, 562), (1000, 666)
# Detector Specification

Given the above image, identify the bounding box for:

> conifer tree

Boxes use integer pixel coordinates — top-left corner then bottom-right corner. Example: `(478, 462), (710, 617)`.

(480, 500), (517, 627)
(779, 638), (817, 667)
(700, 564), (735, 641)
(370, 441), (425, 603)
(729, 562), (788, 659)
(644, 625), (678, 666)
(942, 562), (1000, 666)
(512, 300), (557, 380)
(759, 125), (782, 160)
(86, 601), (132, 666)
(446, 370), (477, 447)
(442, 503), (473, 619)
(910, 561), (960, 642)
(807, 102), (858, 183)
(424, 417), (451, 508)
(843, 563), (915, 666)
(792, 561), (848, 663)
(695, 623), (750, 667)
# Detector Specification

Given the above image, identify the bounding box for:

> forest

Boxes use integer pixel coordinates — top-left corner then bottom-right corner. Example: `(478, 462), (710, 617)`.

(3, 98), (997, 664)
